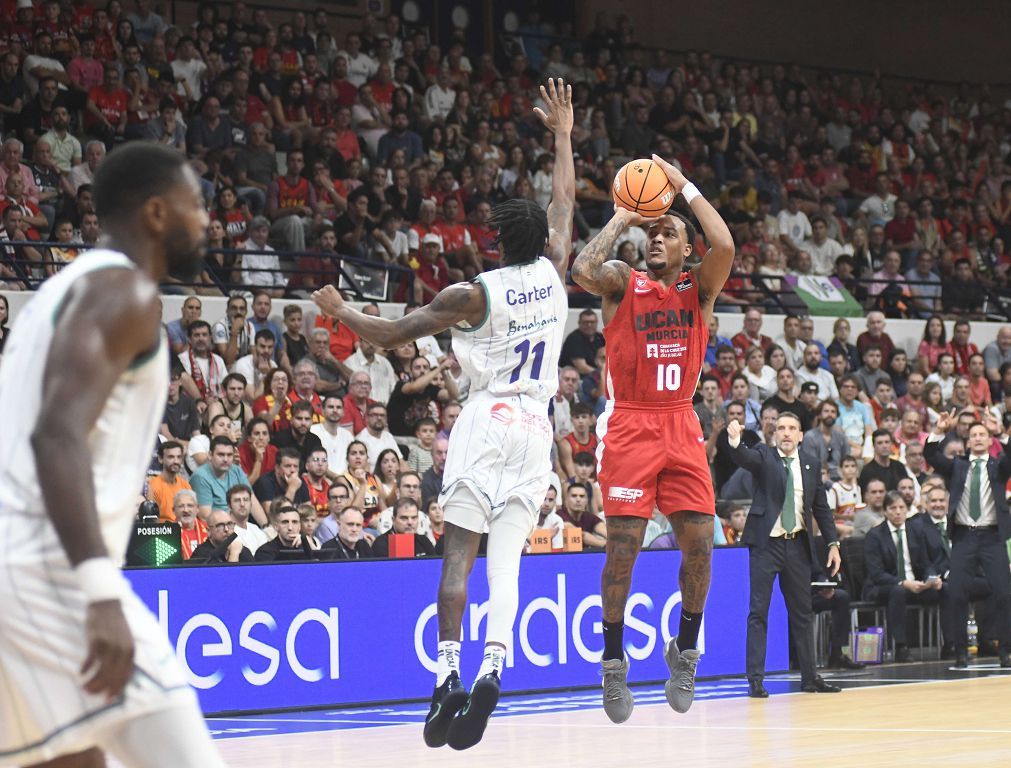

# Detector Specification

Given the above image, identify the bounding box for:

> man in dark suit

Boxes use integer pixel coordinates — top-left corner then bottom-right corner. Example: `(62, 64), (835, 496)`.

(864, 490), (948, 661)
(727, 413), (842, 698)
(321, 506), (374, 560)
(371, 497), (435, 558)
(924, 410), (1011, 668)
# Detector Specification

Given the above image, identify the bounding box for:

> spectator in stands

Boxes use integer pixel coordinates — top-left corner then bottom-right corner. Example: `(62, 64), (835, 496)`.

(266, 149), (316, 252)
(190, 436), (263, 521)
(421, 435), (447, 505)
(795, 344), (838, 400)
(856, 311), (895, 363)
(774, 315), (805, 371)
(355, 401), (398, 461)
(147, 441), (190, 522)
(852, 478), (887, 538)
(743, 345), (777, 402)
(316, 481), (352, 545)
(387, 355), (457, 438)
(84, 63), (129, 146)
(906, 249), (942, 316)
(341, 440), (385, 528)
(241, 215), (286, 295)
(174, 489), (208, 559)
(68, 138), (105, 193)
(233, 122), (275, 215)
(238, 416), (276, 487)
(371, 496), (436, 557)
(271, 399), (325, 469)
(926, 353), (957, 401)
(763, 367), (812, 430)
(947, 320), (980, 377)
(190, 509), (254, 564)
(187, 96), (232, 159)
(310, 395), (354, 477)
(802, 400), (848, 481)
(917, 315), (948, 376)
(983, 327), (1011, 396)
(943, 259), (986, 317)
(854, 345), (891, 400)
(255, 503), (318, 561)
(731, 308), (773, 362)
(557, 483), (606, 549)
(179, 319), (226, 401)
(859, 429), (909, 492)
(322, 505), (373, 559)
(39, 106), (81, 174)
(302, 447), (332, 518)
(804, 216), (844, 276)
(253, 442), (311, 506)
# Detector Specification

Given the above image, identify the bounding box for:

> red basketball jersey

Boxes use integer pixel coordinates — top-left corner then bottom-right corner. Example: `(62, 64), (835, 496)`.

(603, 269), (707, 403)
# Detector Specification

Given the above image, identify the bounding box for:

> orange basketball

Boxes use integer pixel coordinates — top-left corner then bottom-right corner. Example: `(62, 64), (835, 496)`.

(612, 158), (675, 217)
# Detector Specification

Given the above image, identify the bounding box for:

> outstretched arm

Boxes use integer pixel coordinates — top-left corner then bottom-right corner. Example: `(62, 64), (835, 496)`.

(650, 154), (735, 311)
(534, 78), (575, 282)
(312, 283), (484, 349)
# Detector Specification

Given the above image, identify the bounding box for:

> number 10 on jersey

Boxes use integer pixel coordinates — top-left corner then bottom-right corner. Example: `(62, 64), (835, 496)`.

(656, 363), (682, 391)
(510, 339), (546, 383)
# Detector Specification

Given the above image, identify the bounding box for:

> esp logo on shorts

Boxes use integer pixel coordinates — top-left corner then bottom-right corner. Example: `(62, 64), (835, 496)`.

(490, 402), (516, 425)
(608, 486), (645, 502)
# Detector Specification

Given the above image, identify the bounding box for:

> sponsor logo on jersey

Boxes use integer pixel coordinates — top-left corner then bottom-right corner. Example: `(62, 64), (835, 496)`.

(646, 342), (688, 359)
(634, 276), (651, 294)
(675, 277), (693, 292)
(490, 402), (516, 425)
(507, 314), (559, 336)
(608, 486), (645, 502)
(634, 308), (695, 342)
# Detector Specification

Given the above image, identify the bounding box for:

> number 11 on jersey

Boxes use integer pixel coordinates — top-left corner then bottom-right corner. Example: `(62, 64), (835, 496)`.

(656, 363), (682, 392)
(510, 339), (546, 383)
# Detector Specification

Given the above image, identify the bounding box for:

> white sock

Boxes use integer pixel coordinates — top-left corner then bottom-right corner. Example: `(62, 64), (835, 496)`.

(436, 640), (461, 686)
(477, 644), (506, 680)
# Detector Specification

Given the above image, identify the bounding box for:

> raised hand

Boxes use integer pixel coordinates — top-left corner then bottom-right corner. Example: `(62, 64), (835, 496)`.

(934, 408), (956, 435)
(651, 153), (689, 195)
(727, 418), (743, 442)
(533, 78), (573, 135)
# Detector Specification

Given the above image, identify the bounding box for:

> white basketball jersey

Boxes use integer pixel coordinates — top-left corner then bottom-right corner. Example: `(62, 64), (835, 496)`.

(0, 251), (168, 564)
(451, 256), (568, 404)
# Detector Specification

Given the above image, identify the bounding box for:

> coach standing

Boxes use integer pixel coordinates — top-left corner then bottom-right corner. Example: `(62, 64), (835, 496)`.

(727, 413), (842, 698)
(924, 410), (1011, 668)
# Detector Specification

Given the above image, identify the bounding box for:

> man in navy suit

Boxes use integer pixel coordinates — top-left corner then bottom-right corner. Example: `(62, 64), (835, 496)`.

(727, 412), (842, 698)
(864, 490), (948, 661)
(924, 410), (1011, 668)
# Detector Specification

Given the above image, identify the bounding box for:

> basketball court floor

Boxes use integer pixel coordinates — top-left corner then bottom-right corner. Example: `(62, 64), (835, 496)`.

(178, 659), (1010, 767)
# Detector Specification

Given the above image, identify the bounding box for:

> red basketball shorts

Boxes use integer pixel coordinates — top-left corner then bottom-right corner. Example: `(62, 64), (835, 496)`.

(596, 399), (716, 519)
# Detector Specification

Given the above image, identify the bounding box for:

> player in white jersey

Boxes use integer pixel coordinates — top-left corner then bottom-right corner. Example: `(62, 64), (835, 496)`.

(0, 143), (227, 767)
(312, 78), (575, 751)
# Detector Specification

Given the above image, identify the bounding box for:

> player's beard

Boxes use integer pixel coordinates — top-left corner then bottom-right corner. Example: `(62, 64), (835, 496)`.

(165, 228), (208, 282)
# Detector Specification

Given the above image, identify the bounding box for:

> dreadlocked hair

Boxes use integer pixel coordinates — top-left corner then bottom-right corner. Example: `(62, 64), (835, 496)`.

(489, 198), (549, 266)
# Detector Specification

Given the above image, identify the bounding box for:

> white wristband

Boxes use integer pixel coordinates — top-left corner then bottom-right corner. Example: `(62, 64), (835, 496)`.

(680, 182), (701, 204)
(75, 557), (129, 604)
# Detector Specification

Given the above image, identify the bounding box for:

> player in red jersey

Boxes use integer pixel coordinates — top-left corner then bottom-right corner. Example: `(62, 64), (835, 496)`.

(571, 154), (734, 722)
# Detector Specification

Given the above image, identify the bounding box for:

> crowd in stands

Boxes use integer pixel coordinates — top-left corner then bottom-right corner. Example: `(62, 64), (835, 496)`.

(0, 4), (1010, 663)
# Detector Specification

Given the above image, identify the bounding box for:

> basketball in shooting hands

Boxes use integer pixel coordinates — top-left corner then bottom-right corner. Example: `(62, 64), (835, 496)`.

(612, 158), (675, 217)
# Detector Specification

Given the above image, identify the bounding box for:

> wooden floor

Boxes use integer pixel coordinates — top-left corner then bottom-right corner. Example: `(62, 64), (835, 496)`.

(213, 675), (1011, 768)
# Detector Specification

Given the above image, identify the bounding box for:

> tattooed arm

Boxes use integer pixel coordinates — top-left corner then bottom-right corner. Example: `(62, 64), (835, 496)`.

(534, 78), (575, 282)
(570, 209), (638, 318)
(312, 282), (483, 349)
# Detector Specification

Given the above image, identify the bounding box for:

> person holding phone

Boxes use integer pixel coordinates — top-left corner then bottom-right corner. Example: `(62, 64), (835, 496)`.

(862, 490), (948, 662)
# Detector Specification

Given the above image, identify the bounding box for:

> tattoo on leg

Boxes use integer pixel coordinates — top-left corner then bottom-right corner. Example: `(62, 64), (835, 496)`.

(437, 523), (481, 641)
(601, 517), (647, 623)
(670, 512), (714, 614)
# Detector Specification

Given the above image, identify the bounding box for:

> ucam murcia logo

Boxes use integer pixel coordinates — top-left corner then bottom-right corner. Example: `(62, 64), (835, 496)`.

(608, 486), (645, 502)
(489, 402), (516, 425)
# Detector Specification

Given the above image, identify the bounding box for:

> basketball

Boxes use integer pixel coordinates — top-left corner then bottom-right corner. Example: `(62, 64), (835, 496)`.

(612, 158), (675, 217)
